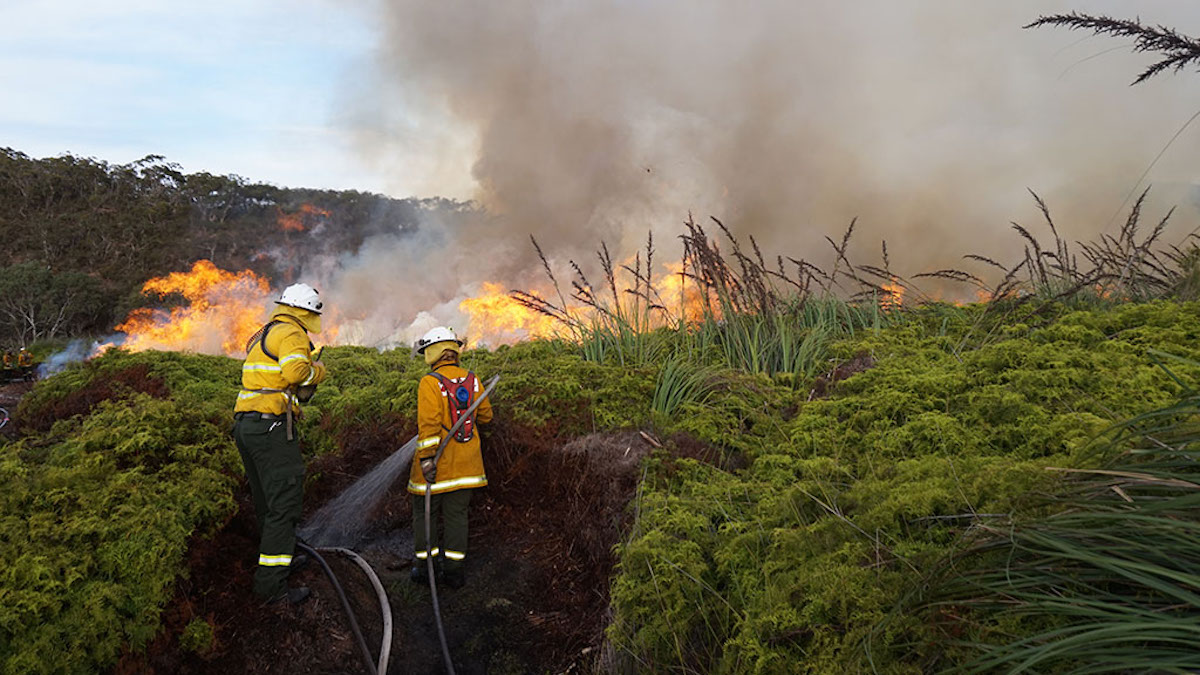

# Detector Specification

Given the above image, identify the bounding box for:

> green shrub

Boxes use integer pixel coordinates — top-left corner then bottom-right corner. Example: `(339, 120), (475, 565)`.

(179, 617), (215, 655)
(609, 301), (1200, 674)
(911, 391), (1200, 673)
(0, 394), (238, 674)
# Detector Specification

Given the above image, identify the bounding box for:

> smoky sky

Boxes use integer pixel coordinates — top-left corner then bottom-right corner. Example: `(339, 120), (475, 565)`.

(332, 1), (1200, 342)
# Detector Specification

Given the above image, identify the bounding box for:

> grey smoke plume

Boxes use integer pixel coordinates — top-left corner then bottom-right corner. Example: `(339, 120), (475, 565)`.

(309, 206), (497, 347)
(350, 0), (1200, 290)
(40, 337), (115, 377)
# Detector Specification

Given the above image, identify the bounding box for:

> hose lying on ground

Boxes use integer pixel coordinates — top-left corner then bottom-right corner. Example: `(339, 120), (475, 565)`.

(323, 547), (393, 675)
(296, 541), (378, 675)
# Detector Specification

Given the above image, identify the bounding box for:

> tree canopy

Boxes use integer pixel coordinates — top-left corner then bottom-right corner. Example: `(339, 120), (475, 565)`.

(0, 148), (468, 345)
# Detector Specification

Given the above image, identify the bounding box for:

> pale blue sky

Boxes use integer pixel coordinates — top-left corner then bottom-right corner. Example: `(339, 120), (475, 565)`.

(0, 0), (393, 193)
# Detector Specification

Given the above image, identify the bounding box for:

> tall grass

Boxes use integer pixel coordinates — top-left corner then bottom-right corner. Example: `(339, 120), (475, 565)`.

(514, 217), (904, 385)
(907, 384), (1200, 674)
(686, 298), (878, 379)
(513, 234), (672, 367)
(652, 354), (718, 417)
(996, 189), (1191, 304)
(1027, 13), (1200, 86)
(513, 202), (1199, 402)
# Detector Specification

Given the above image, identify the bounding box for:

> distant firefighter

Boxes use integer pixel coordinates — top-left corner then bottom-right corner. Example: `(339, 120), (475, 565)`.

(17, 348), (34, 381)
(232, 283), (327, 605)
(2, 350), (12, 370)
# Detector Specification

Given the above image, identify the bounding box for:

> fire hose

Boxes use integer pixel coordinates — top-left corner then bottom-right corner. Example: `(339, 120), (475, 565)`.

(425, 374), (501, 675)
(296, 541), (393, 675)
(290, 374), (499, 674)
(324, 546), (393, 675)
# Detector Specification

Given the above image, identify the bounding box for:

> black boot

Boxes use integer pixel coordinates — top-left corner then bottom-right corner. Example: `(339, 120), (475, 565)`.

(266, 586), (311, 605)
(442, 568), (465, 590)
(410, 564), (430, 585)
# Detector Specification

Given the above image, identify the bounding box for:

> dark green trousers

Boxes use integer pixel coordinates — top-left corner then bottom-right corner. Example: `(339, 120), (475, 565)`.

(234, 416), (304, 598)
(412, 489), (472, 572)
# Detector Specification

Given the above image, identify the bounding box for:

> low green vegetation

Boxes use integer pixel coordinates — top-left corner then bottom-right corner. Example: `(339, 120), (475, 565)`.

(608, 300), (1200, 673)
(5, 298), (1200, 673)
(0, 353), (242, 673)
(179, 618), (216, 656)
(5, 197), (1200, 673)
(0, 342), (657, 674)
(909, 391), (1200, 674)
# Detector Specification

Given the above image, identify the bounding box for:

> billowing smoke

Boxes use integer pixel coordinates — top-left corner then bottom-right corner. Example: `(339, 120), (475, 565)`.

(78, 2), (1200, 356)
(344, 0), (1200, 297)
(298, 206), (494, 348)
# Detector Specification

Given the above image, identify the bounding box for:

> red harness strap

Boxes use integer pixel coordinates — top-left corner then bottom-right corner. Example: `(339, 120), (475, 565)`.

(428, 371), (478, 443)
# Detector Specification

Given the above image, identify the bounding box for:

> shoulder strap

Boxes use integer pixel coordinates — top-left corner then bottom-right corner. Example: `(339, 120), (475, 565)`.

(245, 320), (284, 361)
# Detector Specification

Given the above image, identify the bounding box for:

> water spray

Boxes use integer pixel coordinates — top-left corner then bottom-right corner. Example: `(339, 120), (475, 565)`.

(297, 362), (501, 674)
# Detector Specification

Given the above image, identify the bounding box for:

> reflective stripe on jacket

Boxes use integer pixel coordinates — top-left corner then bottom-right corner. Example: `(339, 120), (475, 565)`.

(234, 310), (325, 415)
(407, 362), (493, 495)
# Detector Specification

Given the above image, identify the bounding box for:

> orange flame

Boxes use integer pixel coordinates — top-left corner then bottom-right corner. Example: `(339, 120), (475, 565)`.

(458, 282), (562, 346)
(881, 279), (905, 311)
(458, 260), (724, 345)
(277, 204), (331, 233)
(112, 260), (273, 356)
(655, 261), (720, 324)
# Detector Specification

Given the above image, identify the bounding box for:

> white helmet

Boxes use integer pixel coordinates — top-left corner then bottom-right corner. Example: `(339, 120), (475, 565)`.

(276, 283), (323, 313)
(416, 326), (463, 354)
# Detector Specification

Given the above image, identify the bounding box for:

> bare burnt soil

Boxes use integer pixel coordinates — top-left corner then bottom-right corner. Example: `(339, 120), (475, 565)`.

(0, 380), (35, 439)
(112, 421), (695, 674)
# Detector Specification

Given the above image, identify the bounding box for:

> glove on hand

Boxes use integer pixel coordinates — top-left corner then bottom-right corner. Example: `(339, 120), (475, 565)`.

(420, 458), (437, 483)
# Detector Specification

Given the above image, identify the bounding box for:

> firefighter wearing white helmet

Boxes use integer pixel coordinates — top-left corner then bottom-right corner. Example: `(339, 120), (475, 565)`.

(409, 326), (494, 589)
(231, 282), (328, 604)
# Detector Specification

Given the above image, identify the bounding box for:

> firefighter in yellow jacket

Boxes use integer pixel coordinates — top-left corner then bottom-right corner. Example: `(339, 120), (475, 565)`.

(17, 348), (34, 381)
(233, 283), (327, 604)
(410, 326), (493, 588)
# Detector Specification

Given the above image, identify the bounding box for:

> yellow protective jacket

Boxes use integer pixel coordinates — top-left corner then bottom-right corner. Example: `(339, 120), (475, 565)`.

(234, 309), (326, 415)
(18, 350), (32, 367)
(407, 362), (494, 495)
